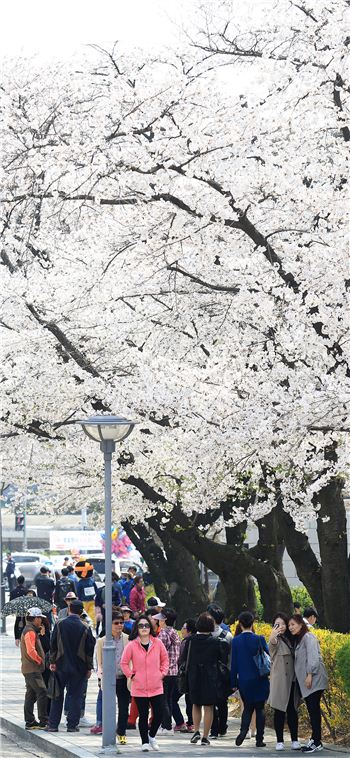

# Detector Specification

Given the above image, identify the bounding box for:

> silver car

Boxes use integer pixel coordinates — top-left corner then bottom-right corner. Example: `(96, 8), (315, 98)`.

(10, 552), (54, 588)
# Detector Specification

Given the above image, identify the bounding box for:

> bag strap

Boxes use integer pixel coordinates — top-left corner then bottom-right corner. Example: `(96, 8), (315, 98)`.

(185, 640), (192, 674)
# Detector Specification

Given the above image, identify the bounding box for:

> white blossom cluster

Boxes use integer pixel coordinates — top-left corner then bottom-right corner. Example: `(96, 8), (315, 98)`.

(0, 0), (349, 529)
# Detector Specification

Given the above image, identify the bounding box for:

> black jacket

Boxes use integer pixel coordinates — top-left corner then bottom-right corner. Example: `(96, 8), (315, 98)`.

(185, 633), (227, 705)
(50, 614), (95, 676)
(35, 573), (55, 601)
(10, 586), (28, 600)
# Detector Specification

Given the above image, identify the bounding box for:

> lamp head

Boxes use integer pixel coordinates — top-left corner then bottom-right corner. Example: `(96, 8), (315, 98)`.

(77, 415), (135, 443)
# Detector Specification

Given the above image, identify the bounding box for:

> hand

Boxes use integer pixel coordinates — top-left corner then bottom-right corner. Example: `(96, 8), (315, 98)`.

(86, 670), (92, 679)
(49, 663), (57, 672)
(15, 639), (20, 647)
(305, 673), (312, 689)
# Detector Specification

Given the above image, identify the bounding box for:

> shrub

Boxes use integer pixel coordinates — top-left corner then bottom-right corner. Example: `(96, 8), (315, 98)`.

(291, 585), (314, 611)
(336, 639), (350, 700)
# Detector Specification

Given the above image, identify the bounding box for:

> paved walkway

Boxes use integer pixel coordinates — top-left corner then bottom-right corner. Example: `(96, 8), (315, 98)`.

(0, 619), (347, 758)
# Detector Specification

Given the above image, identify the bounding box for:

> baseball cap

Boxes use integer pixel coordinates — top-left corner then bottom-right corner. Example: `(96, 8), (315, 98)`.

(153, 613), (166, 620)
(26, 607), (44, 618)
(147, 596), (166, 608)
(65, 591), (77, 600)
(120, 605), (132, 612)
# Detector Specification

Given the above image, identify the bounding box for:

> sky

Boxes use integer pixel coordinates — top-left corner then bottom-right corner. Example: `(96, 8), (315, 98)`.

(0, 0), (193, 59)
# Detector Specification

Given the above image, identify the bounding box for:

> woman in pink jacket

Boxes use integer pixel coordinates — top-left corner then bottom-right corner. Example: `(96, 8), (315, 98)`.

(121, 613), (169, 752)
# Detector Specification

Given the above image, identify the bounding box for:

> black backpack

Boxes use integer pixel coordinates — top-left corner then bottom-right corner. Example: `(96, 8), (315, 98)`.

(56, 578), (72, 607)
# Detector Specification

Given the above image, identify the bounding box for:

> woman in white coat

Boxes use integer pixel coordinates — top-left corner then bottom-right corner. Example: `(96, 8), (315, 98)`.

(288, 615), (328, 754)
(268, 613), (301, 751)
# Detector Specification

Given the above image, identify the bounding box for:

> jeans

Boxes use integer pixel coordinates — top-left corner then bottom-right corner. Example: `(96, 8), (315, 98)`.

(135, 695), (164, 744)
(304, 690), (324, 746)
(49, 671), (86, 730)
(162, 675), (177, 730)
(23, 672), (48, 726)
(274, 682), (298, 742)
(211, 698), (228, 736)
(240, 698), (265, 742)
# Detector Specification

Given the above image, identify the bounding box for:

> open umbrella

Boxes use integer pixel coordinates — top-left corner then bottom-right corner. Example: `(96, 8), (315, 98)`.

(1, 595), (53, 617)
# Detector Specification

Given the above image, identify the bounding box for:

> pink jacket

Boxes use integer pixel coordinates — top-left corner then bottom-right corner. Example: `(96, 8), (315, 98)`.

(129, 585), (146, 613)
(120, 637), (169, 697)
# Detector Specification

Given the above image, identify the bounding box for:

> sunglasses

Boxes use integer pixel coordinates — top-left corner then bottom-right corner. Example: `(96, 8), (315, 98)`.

(112, 620), (124, 625)
(138, 623), (151, 629)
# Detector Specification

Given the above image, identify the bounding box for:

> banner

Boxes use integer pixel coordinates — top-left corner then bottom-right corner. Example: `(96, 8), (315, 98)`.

(49, 530), (102, 552)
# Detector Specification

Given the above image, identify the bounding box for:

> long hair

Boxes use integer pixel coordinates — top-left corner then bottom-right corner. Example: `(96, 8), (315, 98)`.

(272, 612), (293, 643)
(129, 613), (157, 640)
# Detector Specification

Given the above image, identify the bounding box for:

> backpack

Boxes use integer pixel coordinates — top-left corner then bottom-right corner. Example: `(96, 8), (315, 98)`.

(56, 578), (72, 607)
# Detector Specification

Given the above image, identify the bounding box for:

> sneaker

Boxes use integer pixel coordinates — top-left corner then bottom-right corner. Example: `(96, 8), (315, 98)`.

(292, 742), (302, 750)
(190, 731), (201, 744)
(235, 733), (246, 746)
(67, 726), (80, 732)
(174, 723), (189, 733)
(90, 725), (103, 734)
(142, 745), (150, 753)
(159, 728), (173, 735)
(219, 731), (227, 737)
(118, 735), (127, 745)
(246, 730), (252, 740)
(302, 744), (323, 753)
(201, 737), (210, 746)
(256, 741), (267, 748)
(187, 725), (195, 732)
(25, 722), (41, 730)
(276, 744), (285, 751)
(79, 717), (93, 727)
(149, 736), (160, 751)
(45, 726), (59, 732)
(210, 734), (218, 739)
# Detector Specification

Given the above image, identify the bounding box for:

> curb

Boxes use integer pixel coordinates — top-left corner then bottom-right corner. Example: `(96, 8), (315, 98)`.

(0, 714), (116, 757)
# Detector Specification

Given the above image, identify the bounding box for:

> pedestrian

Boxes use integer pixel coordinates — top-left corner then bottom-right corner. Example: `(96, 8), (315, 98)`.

(10, 573), (27, 600)
(294, 602), (302, 614)
(14, 588), (36, 646)
(288, 614), (328, 753)
(75, 559), (98, 626)
(147, 596), (166, 613)
(185, 611), (229, 747)
(20, 607), (48, 730)
(95, 572), (122, 632)
(47, 599), (95, 732)
(34, 566), (55, 603)
(57, 591), (78, 620)
(268, 613), (302, 751)
(155, 608), (182, 734)
(5, 552), (16, 592)
(303, 608), (318, 629)
(90, 611), (130, 744)
(129, 575), (146, 615)
(207, 603), (232, 739)
(54, 568), (75, 610)
(121, 612), (169, 752)
(67, 564), (79, 586)
(178, 618), (196, 732)
(120, 605), (135, 635)
(120, 567), (136, 604)
(231, 610), (269, 748)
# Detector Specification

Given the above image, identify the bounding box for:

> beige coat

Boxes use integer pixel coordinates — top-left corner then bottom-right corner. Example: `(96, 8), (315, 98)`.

(96, 632), (129, 688)
(268, 637), (298, 711)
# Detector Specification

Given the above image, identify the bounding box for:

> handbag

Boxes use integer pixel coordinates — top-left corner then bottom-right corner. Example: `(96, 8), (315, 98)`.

(178, 640), (192, 694)
(47, 671), (61, 699)
(217, 659), (231, 698)
(253, 636), (271, 677)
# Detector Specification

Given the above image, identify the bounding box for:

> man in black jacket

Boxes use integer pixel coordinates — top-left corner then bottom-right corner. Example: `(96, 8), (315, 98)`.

(47, 600), (95, 732)
(34, 567), (55, 602)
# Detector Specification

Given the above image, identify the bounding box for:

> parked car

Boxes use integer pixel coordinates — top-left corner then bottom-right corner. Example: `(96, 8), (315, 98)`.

(84, 553), (144, 584)
(8, 552), (54, 588)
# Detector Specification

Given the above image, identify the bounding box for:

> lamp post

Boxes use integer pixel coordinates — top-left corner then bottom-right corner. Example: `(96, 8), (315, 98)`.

(77, 415), (135, 751)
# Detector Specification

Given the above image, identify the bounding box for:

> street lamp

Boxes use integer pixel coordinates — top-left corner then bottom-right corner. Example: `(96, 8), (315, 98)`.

(77, 415), (135, 751)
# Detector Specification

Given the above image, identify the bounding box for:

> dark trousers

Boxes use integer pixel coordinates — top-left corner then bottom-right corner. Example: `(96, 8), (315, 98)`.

(185, 694), (193, 726)
(274, 682), (298, 742)
(304, 690), (323, 746)
(135, 694), (164, 744)
(116, 677), (130, 736)
(64, 676), (88, 718)
(162, 675), (177, 730)
(23, 672), (48, 726)
(240, 698), (265, 742)
(49, 671), (86, 730)
(211, 698), (228, 736)
(172, 681), (185, 726)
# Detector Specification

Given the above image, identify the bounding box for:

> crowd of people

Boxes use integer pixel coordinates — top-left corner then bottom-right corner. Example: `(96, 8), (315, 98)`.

(8, 556), (328, 753)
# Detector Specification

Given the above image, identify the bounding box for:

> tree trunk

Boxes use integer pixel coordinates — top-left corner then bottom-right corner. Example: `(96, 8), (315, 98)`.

(160, 530), (209, 625)
(316, 478), (350, 632)
(276, 503), (325, 624)
(250, 510), (293, 620)
(121, 520), (171, 603)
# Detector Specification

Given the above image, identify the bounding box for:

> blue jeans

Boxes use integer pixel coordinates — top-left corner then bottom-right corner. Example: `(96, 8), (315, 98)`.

(49, 671), (86, 730)
(96, 687), (102, 725)
(65, 677), (87, 717)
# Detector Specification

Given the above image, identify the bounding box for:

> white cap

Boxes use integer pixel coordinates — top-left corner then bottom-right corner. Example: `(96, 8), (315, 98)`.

(27, 607), (44, 618)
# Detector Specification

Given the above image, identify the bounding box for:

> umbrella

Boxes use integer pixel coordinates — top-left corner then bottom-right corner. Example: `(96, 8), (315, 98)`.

(1, 596), (53, 617)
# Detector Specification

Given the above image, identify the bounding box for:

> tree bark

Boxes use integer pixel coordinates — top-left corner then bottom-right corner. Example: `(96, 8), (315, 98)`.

(250, 510), (294, 619)
(121, 520), (171, 603)
(316, 478), (350, 632)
